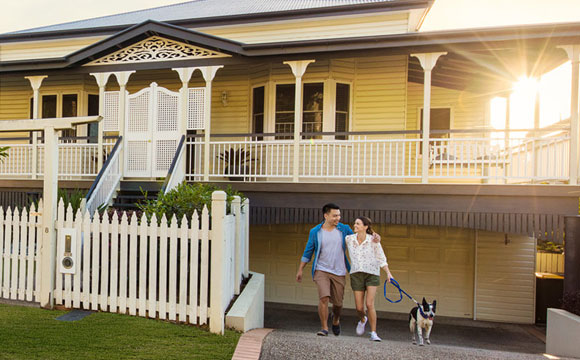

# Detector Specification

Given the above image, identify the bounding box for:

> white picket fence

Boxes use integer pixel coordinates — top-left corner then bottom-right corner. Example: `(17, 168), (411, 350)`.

(0, 192), (249, 334)
(0, 203), (41, 303)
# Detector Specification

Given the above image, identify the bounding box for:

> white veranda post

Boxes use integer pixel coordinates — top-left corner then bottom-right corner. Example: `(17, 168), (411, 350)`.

(199, 66), (223, 182)
(0, 116), (102, 308)
(411, 52), (447, 183)
(559, 45), (580, 185)
(24, 75), (47, 179)
(172, 67), (199, 177)
(90, 72), (114, 170)
(283, 60), (315, 182)
(113, 71), (135, 177)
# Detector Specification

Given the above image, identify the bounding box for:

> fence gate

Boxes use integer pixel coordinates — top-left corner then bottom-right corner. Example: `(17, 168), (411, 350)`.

(125, 82), (180, 178)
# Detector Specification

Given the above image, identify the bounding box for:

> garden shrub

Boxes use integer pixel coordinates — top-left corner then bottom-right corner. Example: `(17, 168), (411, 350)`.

(137, 182), (245, 223)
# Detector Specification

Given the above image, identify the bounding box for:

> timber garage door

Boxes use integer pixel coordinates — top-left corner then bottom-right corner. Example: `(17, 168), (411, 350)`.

(250, 224), (475, 318)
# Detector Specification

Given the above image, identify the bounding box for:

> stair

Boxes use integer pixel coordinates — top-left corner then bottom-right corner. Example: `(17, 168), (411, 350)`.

(112, 180), (162, 211)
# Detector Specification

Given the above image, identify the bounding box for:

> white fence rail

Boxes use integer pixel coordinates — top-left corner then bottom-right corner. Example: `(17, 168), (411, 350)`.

(0, 203), (41, 303)
(50, 191), (248, 334)
(85, 138), (123, 215)
(0, 140), (116, 180)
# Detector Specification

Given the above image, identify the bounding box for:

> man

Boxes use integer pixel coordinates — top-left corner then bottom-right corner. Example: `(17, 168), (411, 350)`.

(296, 203), (380, 336)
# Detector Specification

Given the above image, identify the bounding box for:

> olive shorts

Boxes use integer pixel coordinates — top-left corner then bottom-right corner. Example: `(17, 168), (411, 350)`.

(350, 272), (380, 291)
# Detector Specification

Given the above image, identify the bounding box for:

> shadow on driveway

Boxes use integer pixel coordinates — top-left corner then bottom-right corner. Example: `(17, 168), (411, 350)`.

(261, 302), (547, 360)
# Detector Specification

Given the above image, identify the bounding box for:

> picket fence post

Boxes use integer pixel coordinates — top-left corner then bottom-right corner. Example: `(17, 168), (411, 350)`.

(243, 198), (250, 278)
(209, 190), (227, 334)
(232, 196), (242, 295)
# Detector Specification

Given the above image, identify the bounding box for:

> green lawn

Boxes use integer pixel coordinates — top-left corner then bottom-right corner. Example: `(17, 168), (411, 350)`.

(0, 304), (240, 360)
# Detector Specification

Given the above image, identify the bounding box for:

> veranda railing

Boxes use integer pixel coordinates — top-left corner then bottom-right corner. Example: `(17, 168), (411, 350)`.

(0, 136), (117, 180)
(184, 129), (571, 183)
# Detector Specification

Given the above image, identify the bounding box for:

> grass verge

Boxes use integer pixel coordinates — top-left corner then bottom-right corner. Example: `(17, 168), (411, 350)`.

(0, 304), (240, 360)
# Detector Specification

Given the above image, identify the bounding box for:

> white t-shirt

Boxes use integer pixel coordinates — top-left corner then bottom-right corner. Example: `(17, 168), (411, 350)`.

(316, 228), (347, 276)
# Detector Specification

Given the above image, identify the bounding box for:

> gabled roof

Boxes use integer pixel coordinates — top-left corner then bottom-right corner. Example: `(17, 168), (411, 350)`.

(65, 20), (245, 66)
(4, 0), (429, 38)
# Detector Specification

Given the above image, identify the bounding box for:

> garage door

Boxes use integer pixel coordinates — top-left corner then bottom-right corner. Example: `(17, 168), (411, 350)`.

(250, 223), (475, 318)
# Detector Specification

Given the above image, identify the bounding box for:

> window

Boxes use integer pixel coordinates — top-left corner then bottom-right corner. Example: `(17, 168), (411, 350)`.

(252, 86), (265, 140)
(274, 83), (324, 139)
(275, 84), (295, 139)
(420, 108), (451, 138)
(87, 94), (99, 143)
(302, 83), (323, 139)
(41, 95), (57, 118)
(420, 108), (451, 155)
(335, 83), (350, 140)
(61, 94), (78, 138)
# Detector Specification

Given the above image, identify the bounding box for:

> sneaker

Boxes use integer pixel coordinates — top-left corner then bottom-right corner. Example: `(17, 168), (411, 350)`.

(356, 316), (367, 336)
(370, 331), (382, 342)
(330, 314), (341, 336)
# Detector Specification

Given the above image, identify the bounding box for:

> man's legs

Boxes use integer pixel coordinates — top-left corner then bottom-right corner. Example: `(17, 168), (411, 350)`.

(318, 296), (330, 331)
(328, 273), (346, 326)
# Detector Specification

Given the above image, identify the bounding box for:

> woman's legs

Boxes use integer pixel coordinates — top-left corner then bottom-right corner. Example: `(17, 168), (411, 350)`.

(353, 290), (366, 321)
(365, 286), (378, 332)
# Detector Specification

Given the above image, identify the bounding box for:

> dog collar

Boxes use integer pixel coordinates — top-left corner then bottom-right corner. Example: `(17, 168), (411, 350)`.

(419, 307), (429, 319)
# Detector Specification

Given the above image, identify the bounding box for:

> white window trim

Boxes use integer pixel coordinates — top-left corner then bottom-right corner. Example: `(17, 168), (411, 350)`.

(332, 80), (353, 140)
(250, 83), (267, 135)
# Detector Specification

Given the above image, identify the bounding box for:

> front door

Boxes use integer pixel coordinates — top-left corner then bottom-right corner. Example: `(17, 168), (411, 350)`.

(125, 82), (180, 178)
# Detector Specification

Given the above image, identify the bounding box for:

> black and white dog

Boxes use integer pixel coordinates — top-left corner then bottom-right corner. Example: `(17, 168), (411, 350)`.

(409, 297), (437, 346)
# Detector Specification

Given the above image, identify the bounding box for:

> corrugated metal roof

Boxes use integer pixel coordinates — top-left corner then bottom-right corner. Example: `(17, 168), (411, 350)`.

(10, 0), (397, 35)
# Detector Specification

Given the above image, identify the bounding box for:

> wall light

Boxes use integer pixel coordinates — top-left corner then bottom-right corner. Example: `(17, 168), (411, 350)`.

(221, 91), (228, 106)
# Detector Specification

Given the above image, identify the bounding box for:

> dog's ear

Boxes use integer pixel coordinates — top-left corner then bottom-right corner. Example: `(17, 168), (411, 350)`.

(432, 300), (437, 310)
(422, 297), (427, 305)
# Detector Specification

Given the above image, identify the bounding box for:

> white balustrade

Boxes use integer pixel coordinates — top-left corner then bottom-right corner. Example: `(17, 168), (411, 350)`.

(0, 140), (116, 180)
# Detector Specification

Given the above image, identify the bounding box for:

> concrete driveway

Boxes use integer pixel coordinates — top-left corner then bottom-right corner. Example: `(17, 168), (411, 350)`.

(260, 303), (550, 360)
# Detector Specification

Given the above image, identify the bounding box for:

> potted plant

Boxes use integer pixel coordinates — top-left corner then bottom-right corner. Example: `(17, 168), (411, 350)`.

(0, 146), (9, 162)
(217, 148), (254, 181)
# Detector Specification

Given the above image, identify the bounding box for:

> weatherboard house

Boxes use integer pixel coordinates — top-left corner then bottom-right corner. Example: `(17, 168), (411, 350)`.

(0, 0), (579, 323)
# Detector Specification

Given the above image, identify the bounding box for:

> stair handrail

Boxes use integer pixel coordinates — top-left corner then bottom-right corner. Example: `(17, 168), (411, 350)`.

(161, 135), (186, 195)
(85, 136), (123, 216)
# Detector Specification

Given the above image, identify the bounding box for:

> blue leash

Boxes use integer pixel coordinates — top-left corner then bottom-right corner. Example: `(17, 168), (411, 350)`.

(383, 278), (428, 319)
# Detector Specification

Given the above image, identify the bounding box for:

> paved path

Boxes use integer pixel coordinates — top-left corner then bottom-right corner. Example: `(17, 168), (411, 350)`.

(260, 304), (550, 360)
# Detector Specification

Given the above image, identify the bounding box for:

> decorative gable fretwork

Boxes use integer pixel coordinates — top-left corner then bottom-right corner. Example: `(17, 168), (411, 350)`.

(85, 36), (230, 66)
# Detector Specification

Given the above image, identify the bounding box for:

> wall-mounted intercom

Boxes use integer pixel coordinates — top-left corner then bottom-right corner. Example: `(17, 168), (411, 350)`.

(59, 228), (77, 274)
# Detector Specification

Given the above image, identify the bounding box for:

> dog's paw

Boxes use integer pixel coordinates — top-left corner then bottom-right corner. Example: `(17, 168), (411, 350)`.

(412, 340), (417, 345)
(419, 343), (424, 346)
(426, 339), (431, 345)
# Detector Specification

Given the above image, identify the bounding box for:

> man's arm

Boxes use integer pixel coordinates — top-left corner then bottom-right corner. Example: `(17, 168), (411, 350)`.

(296, 230), (316, 282)
(372, 232), (381, 243)
(296, 261), (308, 282)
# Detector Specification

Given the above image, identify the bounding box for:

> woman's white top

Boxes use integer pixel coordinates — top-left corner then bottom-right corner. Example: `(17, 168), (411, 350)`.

(346, 233), (388, 276)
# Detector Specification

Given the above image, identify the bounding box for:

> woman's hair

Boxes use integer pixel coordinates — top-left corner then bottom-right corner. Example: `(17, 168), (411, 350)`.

(356, 216), (374, 235)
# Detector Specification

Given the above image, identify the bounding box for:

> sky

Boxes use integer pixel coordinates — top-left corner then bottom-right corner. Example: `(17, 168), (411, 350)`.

(2, 0), (580, 34)
(1, 0), (578, 130)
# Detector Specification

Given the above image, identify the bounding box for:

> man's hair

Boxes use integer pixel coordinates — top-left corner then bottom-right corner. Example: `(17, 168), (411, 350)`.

(322, 203), (340, 214)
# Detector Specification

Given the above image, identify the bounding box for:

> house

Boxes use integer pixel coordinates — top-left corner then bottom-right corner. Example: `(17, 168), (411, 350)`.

(1, 0), (579, 324)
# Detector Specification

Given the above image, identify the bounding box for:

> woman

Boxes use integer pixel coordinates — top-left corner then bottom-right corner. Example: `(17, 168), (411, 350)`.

(346, 216), (393, 341)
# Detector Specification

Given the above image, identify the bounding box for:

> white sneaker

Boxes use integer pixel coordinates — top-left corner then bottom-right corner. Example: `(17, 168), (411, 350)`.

(356, 316), (367, 336)
(370, 331), (382, 342)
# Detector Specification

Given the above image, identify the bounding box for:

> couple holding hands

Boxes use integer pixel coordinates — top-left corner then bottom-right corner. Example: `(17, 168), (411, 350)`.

(296, 203), (393, 341)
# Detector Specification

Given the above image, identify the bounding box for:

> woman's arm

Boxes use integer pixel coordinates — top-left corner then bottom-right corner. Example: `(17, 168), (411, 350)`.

(381, 264), (394, 283)
(373, 242), (393, 281)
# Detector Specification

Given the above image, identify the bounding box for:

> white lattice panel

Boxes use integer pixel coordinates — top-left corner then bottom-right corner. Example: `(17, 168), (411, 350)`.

(103, 91), (120, 131)
(157, 90), (179, 132)
(155, 140), (178, 172)
(128, 90), (150, 132)
(127, 141), (149, 173)
(187, 88), (205, 130)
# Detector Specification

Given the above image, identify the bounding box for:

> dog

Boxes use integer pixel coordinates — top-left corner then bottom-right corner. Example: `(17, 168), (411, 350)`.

(409, 297), (437, 346)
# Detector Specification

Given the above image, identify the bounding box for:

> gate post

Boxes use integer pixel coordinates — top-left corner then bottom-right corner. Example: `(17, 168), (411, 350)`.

(564, 215), (580, 295)
(38, 126), (58, 308)
(209, 190), (227, 334)
(232, 196), (242, 295)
